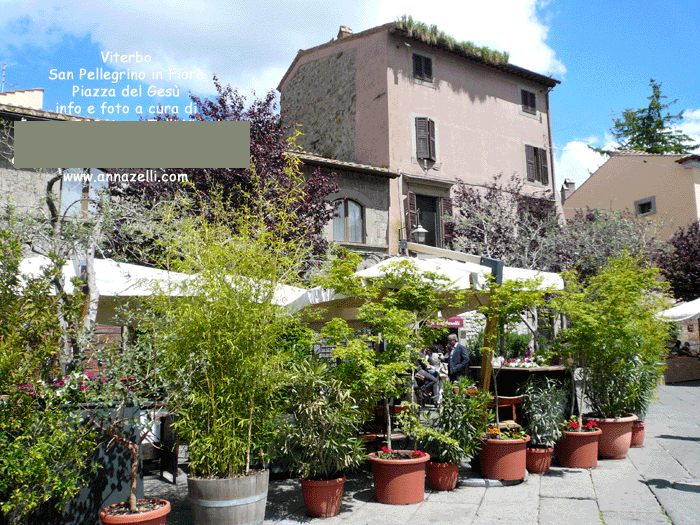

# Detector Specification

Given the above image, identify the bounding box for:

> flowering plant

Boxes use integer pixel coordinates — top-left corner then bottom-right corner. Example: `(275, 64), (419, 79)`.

(504, 350), (549, 368)
(562, 416), (598, 432)
(483, 425), (527, 440)
(377, 446), (427, 460)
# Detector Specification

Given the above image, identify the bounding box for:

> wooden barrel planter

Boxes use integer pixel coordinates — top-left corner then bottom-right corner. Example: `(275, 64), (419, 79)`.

(188, 470), (269, 525)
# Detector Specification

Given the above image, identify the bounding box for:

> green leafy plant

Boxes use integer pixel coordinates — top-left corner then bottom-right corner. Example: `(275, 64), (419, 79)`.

(554, 253), (671, 419)
(518, 376), (567, 448)
(0, 228), (96, 524)
(315, 255), (459, 449)
(153, 190), (312, 479)
(278, 358), (365, 480)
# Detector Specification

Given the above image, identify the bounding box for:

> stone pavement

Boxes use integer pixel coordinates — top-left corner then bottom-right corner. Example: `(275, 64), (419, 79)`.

(145, 380), (700, 524)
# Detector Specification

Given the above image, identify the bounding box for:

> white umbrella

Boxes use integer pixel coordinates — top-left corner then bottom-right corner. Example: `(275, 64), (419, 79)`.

(659, 298), (700, 322)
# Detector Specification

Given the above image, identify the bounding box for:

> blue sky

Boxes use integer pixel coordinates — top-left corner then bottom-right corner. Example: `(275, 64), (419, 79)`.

(1, 0), (698, 191)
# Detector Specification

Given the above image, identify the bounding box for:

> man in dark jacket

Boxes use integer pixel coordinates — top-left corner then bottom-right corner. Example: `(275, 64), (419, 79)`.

(445, 334), (469, 382)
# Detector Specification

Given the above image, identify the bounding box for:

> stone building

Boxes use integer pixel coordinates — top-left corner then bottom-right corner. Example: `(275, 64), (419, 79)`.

(278, 22), (561, 255)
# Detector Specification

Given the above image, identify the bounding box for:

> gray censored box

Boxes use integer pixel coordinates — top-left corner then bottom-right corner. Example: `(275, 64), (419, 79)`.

(14, 121), (250, 168)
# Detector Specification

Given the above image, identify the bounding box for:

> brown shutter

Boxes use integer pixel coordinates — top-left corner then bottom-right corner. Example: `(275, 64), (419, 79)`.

(428, 119), (436, 161)
(439, 196), (454, 248)
(525, 145), (536, 182)
(424, 57), (432, 80)
(407, 191), (418, 240)
(521, 89), (536, 114)
(539, 147), (549, 185)
(415, 118), (429, 159)
(413, 54), (423, 79)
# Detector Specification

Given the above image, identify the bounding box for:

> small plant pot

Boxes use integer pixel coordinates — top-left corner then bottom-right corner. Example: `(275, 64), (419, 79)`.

(300, 476), (346, 517)
(555, 429), (601, 469)
(480, 435), (530, 481)
(526, 446), (553, 475)
(426, 461), (459, 491)
(630, 421), (646, 448)
(584, 414), (637, 459)
(99, 499), (170, 525)
(368, 451), (430, 505)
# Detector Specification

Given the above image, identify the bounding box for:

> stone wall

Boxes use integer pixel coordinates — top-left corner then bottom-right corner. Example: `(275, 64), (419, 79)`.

(1, 167), (57, 214)
(281, 50), (357, 161)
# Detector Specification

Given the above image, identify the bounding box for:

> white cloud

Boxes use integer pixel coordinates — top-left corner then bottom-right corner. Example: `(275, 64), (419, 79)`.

(554, 140), (609, 191)
(1, 0), (565, 99)
(677, 109), (700, 152)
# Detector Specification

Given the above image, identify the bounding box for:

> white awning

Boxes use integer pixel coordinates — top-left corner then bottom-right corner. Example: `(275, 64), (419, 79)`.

(659, 298), (700, 322)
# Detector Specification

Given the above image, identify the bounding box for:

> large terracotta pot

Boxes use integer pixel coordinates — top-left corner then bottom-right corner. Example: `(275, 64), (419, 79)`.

(426, 461), (459, 491)
(368, 451), (430, 505)
(526, 446), (554, 475)
(584, 414), (638, 459)
(555, 428), (602, 468)
(299, 476), (346, 517)
(480, 435), (530, 481)
(630, 421), (646, 448)
(188, 470), (269, 525)
(99, 499), (171, 525)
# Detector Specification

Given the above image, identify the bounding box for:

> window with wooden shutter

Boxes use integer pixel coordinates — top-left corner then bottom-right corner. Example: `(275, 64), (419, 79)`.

(525, 145), (536, 182)
(439, 197), (454, 248)
(406, 191), (418, 235)
(415, 117), (436, 161)
(525, 145), (549, 185)
(412, 54), (432, 82)
(521, 89), (536, 115)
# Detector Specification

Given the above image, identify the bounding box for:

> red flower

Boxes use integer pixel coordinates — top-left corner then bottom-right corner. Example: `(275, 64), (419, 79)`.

(585, 421), (598, 429)
(567, 421), (580, 430)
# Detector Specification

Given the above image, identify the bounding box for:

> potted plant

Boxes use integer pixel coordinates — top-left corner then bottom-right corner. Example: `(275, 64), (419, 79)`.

(518, 376), (567, 474)
(626, 355), (664, 448)
(278, 358), (365, 517)
(479, 356), (530, 481)
(554, 254), (670, 460)
(414, 379), (492, 490)
(153, 196), (313, 524)
(367, 446), (431, 505)
(555, 416), (601, 469)
(85, 325), (172, 525)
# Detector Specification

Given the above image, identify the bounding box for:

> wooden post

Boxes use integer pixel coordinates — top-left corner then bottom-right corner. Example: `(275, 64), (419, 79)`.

(478, 316), (498, 392)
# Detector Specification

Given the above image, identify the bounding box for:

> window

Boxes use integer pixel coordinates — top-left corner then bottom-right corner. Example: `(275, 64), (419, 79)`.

(634, 196), (657, 216)
(332, 199), (363, 243)
(415, 117), (436, 161)
(525, 145), (549, 185)
(406, 191), (453, 248)
(521, 89), (536, 115)
(412, 54), (432, 82)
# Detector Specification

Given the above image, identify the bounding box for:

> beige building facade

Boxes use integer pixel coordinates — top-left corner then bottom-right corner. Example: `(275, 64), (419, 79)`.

(562, 151), (700, 240)
(279, 23), (560, 255)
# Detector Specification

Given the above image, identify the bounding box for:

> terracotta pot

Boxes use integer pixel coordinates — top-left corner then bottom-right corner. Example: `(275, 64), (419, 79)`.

(300, 476), (346, 517)
(480, 435), (530, 481)
(584, 414), (638, 459)
(426, 461), (459, 491)
(99, 499), (170, 525)
(526, 446), (553, 475)
(368, 451), (430, 505)
(555, 428), (601, 468)
(630, 421), (646, 448)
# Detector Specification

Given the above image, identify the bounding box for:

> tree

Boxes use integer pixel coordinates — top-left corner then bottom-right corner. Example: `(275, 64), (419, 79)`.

(594, 79), (698, 155)
(556, 208), (663, 280)
(107, 77), (339, 265)
(449, 174), (561, 271)
(657, 221), (700, 301)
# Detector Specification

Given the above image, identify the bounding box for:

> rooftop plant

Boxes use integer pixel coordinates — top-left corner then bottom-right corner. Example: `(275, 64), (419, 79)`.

(394, 15), (510, 65)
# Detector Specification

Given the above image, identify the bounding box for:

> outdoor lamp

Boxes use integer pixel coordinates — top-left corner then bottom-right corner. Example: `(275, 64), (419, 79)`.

(411, 223), (428, 244)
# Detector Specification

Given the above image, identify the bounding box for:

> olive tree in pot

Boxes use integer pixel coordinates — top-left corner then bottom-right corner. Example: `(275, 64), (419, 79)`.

(278, 358), (365, 517)
(518, 376), (567, 474)
(153, 195), (313, 525)
(554, 254), (670, 459)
